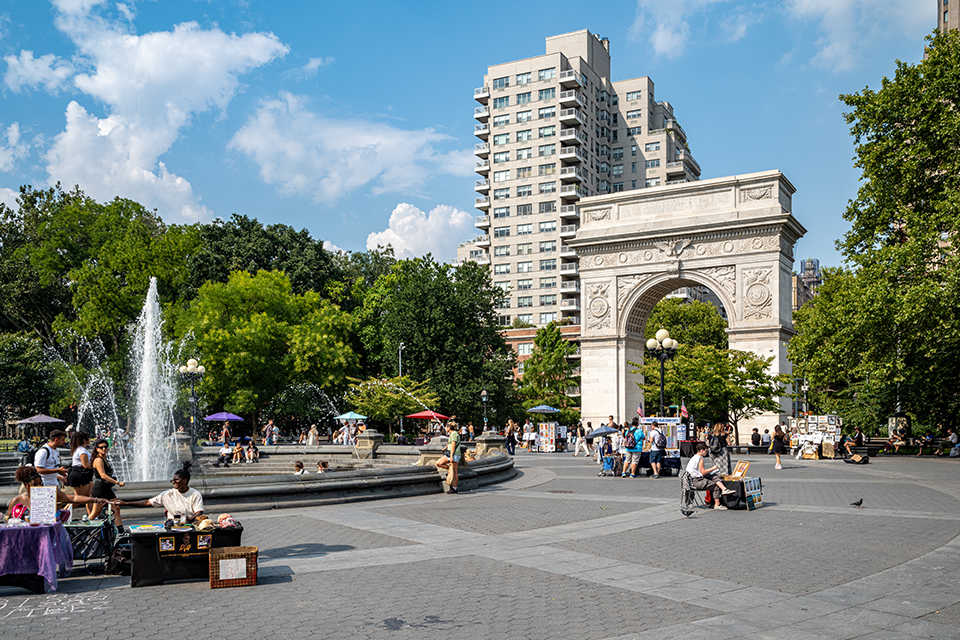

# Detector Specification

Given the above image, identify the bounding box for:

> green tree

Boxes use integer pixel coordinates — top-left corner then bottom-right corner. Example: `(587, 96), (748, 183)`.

(343, 375), (440, 434)
(645, 298), (728, 349)
(0, 333), (56, 425)
(517, 321), (580, 425)
(178, 270), (357, 422)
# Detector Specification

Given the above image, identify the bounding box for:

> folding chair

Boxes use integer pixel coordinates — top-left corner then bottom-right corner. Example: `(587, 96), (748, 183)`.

(679, 470), (706, 509)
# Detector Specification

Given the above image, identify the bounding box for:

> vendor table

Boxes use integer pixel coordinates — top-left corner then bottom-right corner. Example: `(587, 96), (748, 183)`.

(130, 525), (243, 587)
(714, 477), (763, 508)
(639, 452), (681, 474)
(65, 520), (117, 570)
(0, 522), (73, 593)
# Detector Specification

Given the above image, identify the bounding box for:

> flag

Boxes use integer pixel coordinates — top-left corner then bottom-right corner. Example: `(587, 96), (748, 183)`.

(637, 404), (643, 418)
(680, 402), (689, 418)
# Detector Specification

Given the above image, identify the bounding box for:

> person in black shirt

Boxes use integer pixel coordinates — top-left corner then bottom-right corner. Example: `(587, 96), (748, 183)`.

(844, 427), (864, 456)
(751, 428), (761, 447)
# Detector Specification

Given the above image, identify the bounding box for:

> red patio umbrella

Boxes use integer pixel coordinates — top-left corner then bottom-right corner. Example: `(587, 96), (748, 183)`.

(405, 410), (450, 421)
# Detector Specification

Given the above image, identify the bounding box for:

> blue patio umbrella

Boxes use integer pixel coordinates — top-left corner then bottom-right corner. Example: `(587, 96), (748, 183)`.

(204, 412), (244, 421)
(334, 411), (367, 421)
(526, 405), (561, 414)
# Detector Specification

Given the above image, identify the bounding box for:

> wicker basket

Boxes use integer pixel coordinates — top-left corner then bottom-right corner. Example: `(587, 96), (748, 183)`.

(209, 545), (258, 589)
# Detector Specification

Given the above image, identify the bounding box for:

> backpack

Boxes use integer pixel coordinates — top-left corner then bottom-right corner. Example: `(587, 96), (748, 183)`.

(654, 429), (667, 449)
(624, 428), (637, 449)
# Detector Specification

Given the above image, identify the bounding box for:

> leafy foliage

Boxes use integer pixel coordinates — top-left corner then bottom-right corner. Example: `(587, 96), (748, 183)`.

(0, 333), (56, 424)
(517, 321), (580, 425)
(645, 298), (728, 349)
(343, 376), (440, 432)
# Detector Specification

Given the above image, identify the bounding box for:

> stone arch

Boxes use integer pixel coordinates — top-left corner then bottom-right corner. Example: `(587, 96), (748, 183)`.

(619, 270), (739, 337)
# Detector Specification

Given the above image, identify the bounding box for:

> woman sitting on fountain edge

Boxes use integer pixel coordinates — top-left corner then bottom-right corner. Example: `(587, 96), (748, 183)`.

(114, 461), (204, 522)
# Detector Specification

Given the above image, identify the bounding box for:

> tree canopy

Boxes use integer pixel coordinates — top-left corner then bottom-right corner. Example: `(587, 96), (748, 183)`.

(517, 321), (580, 425)
(645, 298), (728, 350)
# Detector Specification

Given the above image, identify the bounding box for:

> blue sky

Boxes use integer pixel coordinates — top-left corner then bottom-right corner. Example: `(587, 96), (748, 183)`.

(0, 1), (934, 266)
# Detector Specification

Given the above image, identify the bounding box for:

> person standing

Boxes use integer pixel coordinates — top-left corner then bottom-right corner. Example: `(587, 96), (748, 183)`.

(621, 419), (644, 478)
(307, 424), (319, 446)
(67, 431), (95, 517)
(709, 423), (732, 475)
(772, 424), (787, 469)
(505, 420), (517, 455)
(573, 423), (590, 457)
(34, 429), (68, 487)
(221, 421), (231, 444)
(522, 419), (534, 451)
(435, 421), (462, 493)
(261, 421), (272, 446)
(647, 422), (666, 479)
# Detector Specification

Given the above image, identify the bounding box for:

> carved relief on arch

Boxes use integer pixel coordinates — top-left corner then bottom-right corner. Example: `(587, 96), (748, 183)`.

(742, 268), (773, 320)
(698, 266), (736, 304)
(586, 282), (612, 331)
(617, 274), (652, 313)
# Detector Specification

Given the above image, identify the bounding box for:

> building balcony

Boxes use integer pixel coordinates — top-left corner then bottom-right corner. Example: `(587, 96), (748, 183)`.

(475, 214), (490, 228)
(559, 128), (587, 145)
(475, 196), (490, 210)
(559, 146), (587, 163)
(676, 150), (701, 176)
(559, 204), (580, 220)
(474, 85), (489, 103)
(559, 224), (578, 238)
(665, 118), (686, 141)
(559, 108), (586, 126)
(475, 123), (489, 139)
(475, 235), (490, 248)
(560, 298), (581, 310)
(559, 245), (577, 258)
(666, 179), (689, 186)
(559, 166), (586, 182)
(560, 262), (579, 275)
(665, 161), (686, 177)
(475, 159), (490, 174)
(475, 142), (489, 157)
(475, 178), (489, 192)
(560, 280), (580, 293)
(559, 90), (585, 107)
(474, 106), (489, 121)
(559, 184), (586, 200)
(559, 69), (583, 88)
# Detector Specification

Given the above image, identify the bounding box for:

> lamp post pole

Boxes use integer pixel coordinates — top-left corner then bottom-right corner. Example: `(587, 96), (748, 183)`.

(481, 387), (489, 432)
(398, 342), (405, 438)
(178, 359), (206, 445)
(645, 329), (679, 417)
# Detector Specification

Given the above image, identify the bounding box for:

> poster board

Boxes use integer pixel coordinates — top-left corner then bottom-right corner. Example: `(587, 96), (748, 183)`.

(744, 477), (763, 510)
(538, 422), (557, 453)
(30, 486), (58, 524)
(639, 417), (681, 456)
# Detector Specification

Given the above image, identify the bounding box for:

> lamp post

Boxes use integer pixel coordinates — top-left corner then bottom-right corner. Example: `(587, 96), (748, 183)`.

(398, 342), (405, 437)
(801, 379), (809, 416)
(645, 329), (679, 417)
(179, 359), (205, 444)
(480, 387), (489, 432)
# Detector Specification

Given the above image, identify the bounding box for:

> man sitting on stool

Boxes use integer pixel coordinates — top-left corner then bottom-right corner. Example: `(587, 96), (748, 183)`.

(686, 442), (736, 511)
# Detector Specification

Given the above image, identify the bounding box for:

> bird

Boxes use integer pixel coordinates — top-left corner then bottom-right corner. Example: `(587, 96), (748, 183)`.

(681, 509), (694, 518)
(850, 499), (863, 508)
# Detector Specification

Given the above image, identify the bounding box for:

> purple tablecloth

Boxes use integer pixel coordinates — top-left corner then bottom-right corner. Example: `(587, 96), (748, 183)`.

(0, 523), (74, 592)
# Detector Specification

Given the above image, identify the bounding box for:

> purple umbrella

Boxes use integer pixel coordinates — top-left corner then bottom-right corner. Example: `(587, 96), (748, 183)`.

(204, 412), (244, 422)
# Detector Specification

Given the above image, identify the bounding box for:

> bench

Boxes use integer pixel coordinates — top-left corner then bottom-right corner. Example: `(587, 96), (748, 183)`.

(728, 445), (769, 455)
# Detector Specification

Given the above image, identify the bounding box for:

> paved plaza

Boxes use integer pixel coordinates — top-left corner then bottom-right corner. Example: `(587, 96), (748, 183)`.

(4, 452), (960, 639)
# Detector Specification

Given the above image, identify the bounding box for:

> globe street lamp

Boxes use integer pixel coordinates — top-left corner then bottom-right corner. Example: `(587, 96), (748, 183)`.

(480, 386), (489, 432)
(398, 342), (406, 437)
(179, 359), (205, 444)
(645, 329), (679, 417)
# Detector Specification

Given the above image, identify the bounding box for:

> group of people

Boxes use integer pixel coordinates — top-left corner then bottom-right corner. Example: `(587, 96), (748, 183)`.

(292, 460), (329, 475)
(214, 439), (260, 467)
(882, 427), (959, 456)
(749, 425), (789, 468)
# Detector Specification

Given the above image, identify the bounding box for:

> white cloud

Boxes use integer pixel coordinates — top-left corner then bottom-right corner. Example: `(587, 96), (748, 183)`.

(323, 239), (345, 254)
(0, 188), (19, 209)
(0, 123), (29, 172)
(229, 92), (468, 203)
(4, 51), (76, 94)
(630, 0), (731, 58)
(366, 203), (473, 261)
(32, 3), (288, 221)
(786, 0), (933, 72)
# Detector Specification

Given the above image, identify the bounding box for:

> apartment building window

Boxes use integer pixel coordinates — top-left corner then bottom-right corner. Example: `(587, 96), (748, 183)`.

(539, 221), (557, 233)
(540, 277), (556, 289)
(517, 92), (532, 105)
(517, 224), (533, 235)
(517, 261), (533, 272)
(538, 125), (556, 138)
(645, 178), (661, 187)
(494, 170), (510, 182)
(516, 204), (533, 216)
(517, 185), (532, 197)
(626, 90), (642, 101)
(493, 226), (510, 238)
(470, 250), (484, 260)
(517, 342), (533, 355)
(645, 159), (660, 169)
(539, 163), (556, 175)
(631, 180), (637, 189)
(493, 133), (509, 146)
(516, 147), (532, 160)
(494, 245), (510, 257)
(517, 130), (532, 142)
(612, 182), (624, 193)
(539, 259), (557, 271)
(599, 145), (609, 157)
(493, 206), (510, 218)
(492, 76), (509, 89)
(516, 72), (531, 85)
(493, 114), (509, 127)
(538, 68), (555, 81)
(495, 297), (510, 309)
(539, 182), (556, 194)
(539, 240), (556, 253)
(538, 88), (556, 101)
(517, 278), (533, 289)
(516, 167), (532, 179)
(517, 297), (533, 309)
(539, 201), (556, 213)
(493, 96), (509, 109)
(631, 162), (637, 173)
(612, 164), (624, 176)
(495, 281), (510, 292)
(538, 106), (556, 119)
(540, 294), (557, 306)
(627, 126), (642, 136)
(517, 243), (533, 255)
(600, 179), (610, 191)
(493, 264), (510, 274)
(493, 188), (510, 200)
(517, 110), (532, 122)
(493, 151), (509, 164)
(612, 147), (623, 160)
(497, 315), (511, 327)
(626, 109), (642, 119)
(632, 144), (638, 156)
(539, 312), (557, 324)
(645, 142), (660, 152)
(538, 143), (556, 156)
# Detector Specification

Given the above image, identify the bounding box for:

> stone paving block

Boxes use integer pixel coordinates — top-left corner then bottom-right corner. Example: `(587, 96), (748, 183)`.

(617, 570), (701, 591)
(650, 577), (744, 602)
(863, 593), (960, 618)
(685, 585), (791, 612)
(690, 610), (783, 635)
(888, 618), (960, 640)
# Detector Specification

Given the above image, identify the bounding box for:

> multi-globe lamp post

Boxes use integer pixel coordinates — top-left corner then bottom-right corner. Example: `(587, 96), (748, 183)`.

(179, 359), (205, 444)
(645, 329), (679, 417)
(480, 387), (489, 433)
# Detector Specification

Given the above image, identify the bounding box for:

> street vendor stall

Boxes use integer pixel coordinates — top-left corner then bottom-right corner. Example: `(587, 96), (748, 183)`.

(0, 522), (73, 593)
(640, 417), (683, 475)
(129, 522), (244, 587)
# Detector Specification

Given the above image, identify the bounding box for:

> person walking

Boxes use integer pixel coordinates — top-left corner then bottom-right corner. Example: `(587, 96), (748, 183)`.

(621, 419), (644, 478)
(573, 423), (590, 457)
(435, 420), (462, 493)
(772, 424), (787, 469)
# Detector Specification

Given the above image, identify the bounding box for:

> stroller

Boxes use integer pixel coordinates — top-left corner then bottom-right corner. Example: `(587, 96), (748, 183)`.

(598, 453), (623, 477)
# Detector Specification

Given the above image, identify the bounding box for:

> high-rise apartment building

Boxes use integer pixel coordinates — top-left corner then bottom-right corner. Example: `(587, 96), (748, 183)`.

(940, 0), (959, 33)
(462, 29), (701, 330)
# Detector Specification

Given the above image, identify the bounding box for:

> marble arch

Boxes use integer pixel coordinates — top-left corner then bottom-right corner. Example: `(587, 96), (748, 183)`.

(566, 170), (806, 435)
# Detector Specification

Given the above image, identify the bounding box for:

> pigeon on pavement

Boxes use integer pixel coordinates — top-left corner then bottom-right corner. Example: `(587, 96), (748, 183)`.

(850, 498), (863, 508)
(681, 509), (694, 518)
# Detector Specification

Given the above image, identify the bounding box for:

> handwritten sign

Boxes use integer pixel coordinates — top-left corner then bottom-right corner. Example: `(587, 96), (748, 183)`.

(219, 558), (247, 580)
(29, 486), (57, 524)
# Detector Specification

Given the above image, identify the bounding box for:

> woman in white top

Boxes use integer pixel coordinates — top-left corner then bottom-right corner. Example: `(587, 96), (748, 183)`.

(685, 442), (736, 510)
(307, 424), (320, 446)
(293, 460), (308, 475)
(117, 461), (204, 522)
(67, 431), (95, 517)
